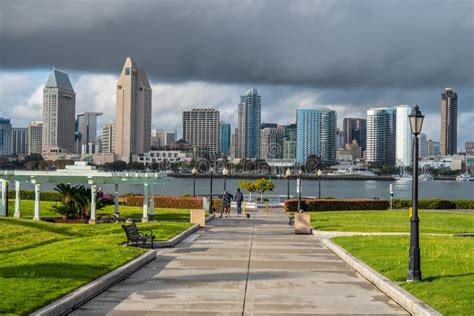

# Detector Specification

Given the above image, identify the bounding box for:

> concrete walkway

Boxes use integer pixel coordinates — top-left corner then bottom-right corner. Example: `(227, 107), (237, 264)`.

(71, 210), (407, 315)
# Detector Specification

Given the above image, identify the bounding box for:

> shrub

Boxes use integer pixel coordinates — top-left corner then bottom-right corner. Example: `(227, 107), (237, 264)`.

(284, 199), (390, 212)
(392, 199), (473, 210)
(452, 200), (474, 209)
(8, 190), (62, 201)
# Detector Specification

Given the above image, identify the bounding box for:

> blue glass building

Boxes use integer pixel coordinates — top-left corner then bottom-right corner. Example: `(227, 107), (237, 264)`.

(219, 121), (231, 156)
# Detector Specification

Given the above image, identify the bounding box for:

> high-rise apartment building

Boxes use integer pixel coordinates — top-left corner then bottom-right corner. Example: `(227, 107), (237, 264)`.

(440, 88), (457, 155)
(115, 57), (152, 162)
(296, 109), (337, 164)
(182, 109), (220, 155)
(151, 129), (166, 148)
(419, 133), (428, 157)
(465, 141), (474, 156)
(283, 123), (297, 160)
(237, 88), (261, 159)
(343, 118), (366, 151)
(428, 139), (440, 156)
(27, 121), (43, 155)
(166, 132), (176, 146)
(366, 107), (396, 166)
(100, 122), (115, 154)
(0, 118), (13, 157)
(42, 67), (76, 155)
(336, 128), (345, 149)
(76, 112), (102, 154)
(260, 125), (284, 160)
(12, 127), (28, 156)
(219, 122), (231, 156)
(395, 105), (412, 167)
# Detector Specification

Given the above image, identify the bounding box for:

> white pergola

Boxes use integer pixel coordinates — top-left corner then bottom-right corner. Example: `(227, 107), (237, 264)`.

(0, 162), (169, 224)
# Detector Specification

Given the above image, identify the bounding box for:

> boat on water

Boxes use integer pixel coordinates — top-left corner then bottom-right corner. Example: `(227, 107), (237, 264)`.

(419, 174), (433, 181)
(395, 174), (412, 181)
(456, 173), (472, 182)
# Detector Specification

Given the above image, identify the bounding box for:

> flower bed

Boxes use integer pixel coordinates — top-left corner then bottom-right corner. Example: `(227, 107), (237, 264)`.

(125, 195), (221, 210)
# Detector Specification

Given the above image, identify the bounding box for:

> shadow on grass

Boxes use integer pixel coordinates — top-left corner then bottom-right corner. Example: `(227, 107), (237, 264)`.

(0, 218), (80, 237)
(423, 272), (474, 282)
(0, 262), (110, 280)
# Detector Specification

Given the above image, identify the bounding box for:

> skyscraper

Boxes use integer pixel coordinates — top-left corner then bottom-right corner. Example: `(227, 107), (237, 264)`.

(419, 133), (428, 157)
(237, 88), (261, 159)
(151, 128), (166, 148)
(335, 128), (345, 149)
(395, 105), (412, 167)
(260, 125), (284, 160)
(100, 122), (115, 154)
(182, 109), (220, 155)
(166, 132), (176, 147)
(42, 67), (76, 155)
(366, 107), (396, 166)
(12, 127), (28, 156)
(343, 118), (366, 151)
(27, 121), (43, 155)
(0, 118), (13, 157)
(296, 109), (337, 164)
(76, 112), (103, 154)
(440, 88), (457, 155)
(428, 139), (440, 156)
(283, 123), (297, 160)
(115, 57), (152, 162)
(219, 121), (231, 156)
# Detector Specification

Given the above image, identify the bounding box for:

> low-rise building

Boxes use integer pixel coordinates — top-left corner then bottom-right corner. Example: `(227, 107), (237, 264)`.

(133, 150), (193, 165)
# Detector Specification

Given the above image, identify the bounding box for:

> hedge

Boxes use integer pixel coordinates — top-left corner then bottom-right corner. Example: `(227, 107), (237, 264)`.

(125, 195), (222, 210)
(392, 199), (474, 210)
(7, 190), (62, 202)
(285, 199), (390, 212)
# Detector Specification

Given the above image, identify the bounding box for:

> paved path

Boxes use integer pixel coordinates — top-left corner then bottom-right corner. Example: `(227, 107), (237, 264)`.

(71, 210), (407, 315)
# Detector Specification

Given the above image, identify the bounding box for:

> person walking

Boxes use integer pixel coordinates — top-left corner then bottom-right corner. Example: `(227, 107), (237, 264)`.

(234, 188), (244, 215)
(220, 191), (233, 218)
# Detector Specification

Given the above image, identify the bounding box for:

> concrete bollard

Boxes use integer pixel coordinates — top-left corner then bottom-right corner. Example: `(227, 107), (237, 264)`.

(191, 209), (206, 228)
(294, 213), (311, 234)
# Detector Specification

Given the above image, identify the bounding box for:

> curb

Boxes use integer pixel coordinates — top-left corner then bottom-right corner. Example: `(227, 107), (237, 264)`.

(154, 223), (200, 248)
(31, 249), (157, 316)
(321, 238), (440, 316)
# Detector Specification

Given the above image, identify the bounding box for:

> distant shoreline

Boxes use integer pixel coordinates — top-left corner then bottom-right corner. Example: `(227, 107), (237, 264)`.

(169, 173), (397, 181)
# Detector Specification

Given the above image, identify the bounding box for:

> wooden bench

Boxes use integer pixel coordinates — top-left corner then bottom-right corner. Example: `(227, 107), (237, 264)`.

(122, 223), (155, 248)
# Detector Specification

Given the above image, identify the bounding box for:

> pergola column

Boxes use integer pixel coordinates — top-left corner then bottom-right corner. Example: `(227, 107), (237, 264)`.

(149, 184), (155, 219)
(142, 183), (149, 223)
(14, 181), (21, 219)
(0, 180), (6, 217)
(90, 184), (97, 224)
(33, 183), (40, 220)
(114, 183), (120, 218)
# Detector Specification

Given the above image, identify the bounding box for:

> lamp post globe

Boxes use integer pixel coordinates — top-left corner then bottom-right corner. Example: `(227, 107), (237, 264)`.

(285, 168), (292, 200)
(317, 169), (322, 199)
(222, 167), (229, 191)
(192, 167), (197, 197)
(407, 105), (424, 282)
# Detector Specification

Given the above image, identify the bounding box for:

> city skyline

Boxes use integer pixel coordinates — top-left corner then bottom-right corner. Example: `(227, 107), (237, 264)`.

(1, 1), (472, 151)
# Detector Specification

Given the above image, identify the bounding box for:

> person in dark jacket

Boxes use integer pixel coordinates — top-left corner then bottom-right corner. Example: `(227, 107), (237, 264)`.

(234, 188), (244, 215)
(220, 191), (233, 218)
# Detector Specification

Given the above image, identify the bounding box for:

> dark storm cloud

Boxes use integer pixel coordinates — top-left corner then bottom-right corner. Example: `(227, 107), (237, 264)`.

(1, 0), (473, 88)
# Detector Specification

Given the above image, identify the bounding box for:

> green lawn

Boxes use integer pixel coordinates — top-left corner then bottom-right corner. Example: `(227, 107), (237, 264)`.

(0, 218), (193, 315)
(333, 235), (474, 315)
(310, 210), (474, 234)
(7, 200), (193, 221)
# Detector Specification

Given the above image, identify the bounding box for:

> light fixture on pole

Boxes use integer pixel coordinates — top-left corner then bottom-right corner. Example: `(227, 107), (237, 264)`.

(317, 169), (322, 199)
(192, 167), (197, 197)
(209, 166), (214, 214)
(407, 105), (424, 282)
(222, 167), (229, 191)
(285, 168), (292, 200)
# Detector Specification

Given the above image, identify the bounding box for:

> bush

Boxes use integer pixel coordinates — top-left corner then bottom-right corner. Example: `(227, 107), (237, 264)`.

(284, 199), (390, 212)
(124, 195), (221, 210)
(392, 199), (473, 209)
(8, 190), (62, 202)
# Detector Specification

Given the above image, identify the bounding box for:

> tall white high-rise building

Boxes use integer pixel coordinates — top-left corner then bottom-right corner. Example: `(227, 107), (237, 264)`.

(366, 107), (396, 166)
(237, 88), (261, 159)
(27, 121), (43, 155)
(182, 109), (220, 155)
(76, 112), (103, 154)
(395, 105), (412, 167)
(42, 67), (76, 155)
(115, 57), (152, 162)
(100, 122), (115, 154)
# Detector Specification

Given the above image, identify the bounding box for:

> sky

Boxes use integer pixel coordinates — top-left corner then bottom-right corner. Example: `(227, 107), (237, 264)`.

(0, 0), (473, 150)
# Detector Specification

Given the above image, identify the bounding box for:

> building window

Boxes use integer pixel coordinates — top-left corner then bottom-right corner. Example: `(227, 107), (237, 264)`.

(125, 68), (130, 75)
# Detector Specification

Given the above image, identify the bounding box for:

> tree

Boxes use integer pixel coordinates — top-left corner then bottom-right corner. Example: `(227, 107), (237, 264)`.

(52, 184), (104, 219)
(254, 178), (275, 201)
(239, 181), (256, 201)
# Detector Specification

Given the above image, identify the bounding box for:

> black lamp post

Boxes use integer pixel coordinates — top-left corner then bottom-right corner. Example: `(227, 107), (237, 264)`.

(407, 105), (424, 282)
(209, 167), (214, 214)
(223, 167), (229, 191)
(192, 167), (197, 197)
(297, 168), (302, 211)
(285, 168), (292, 200)
(317, 169), (322, 199)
